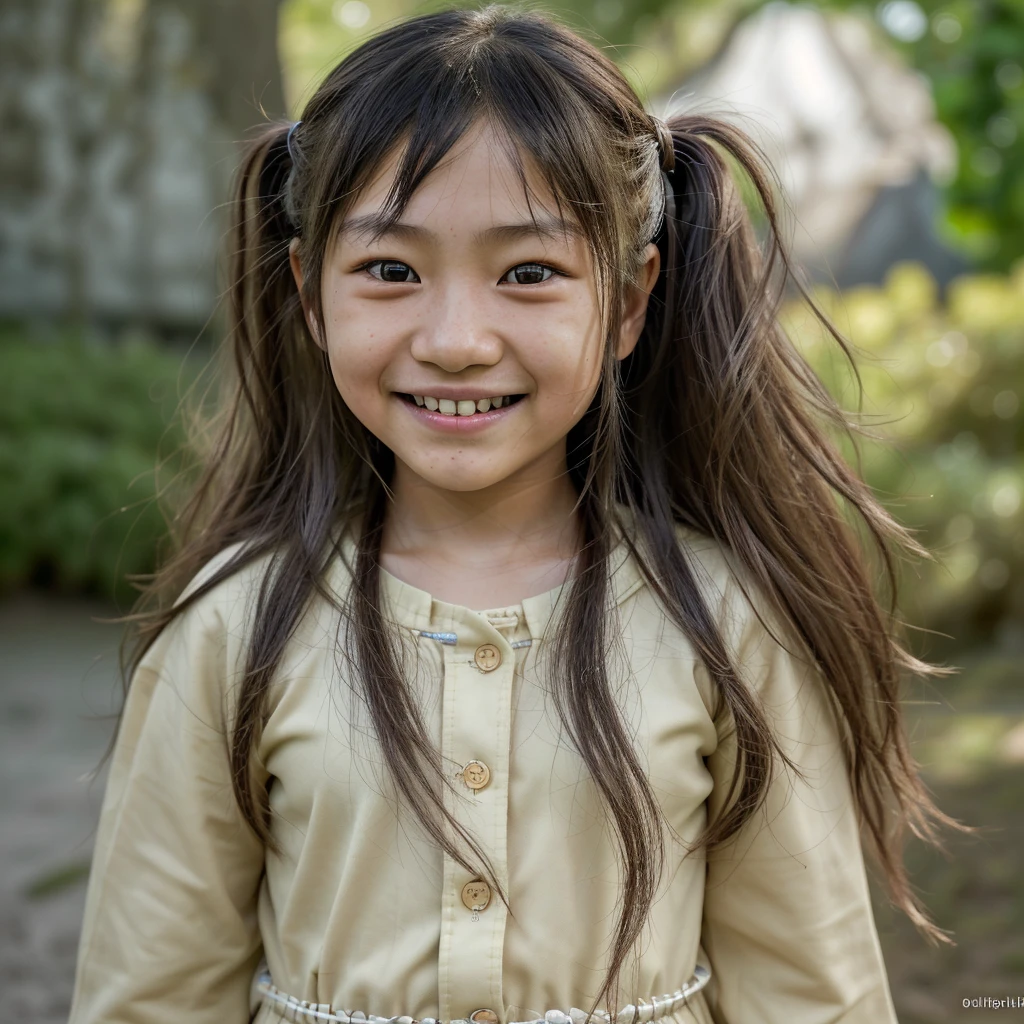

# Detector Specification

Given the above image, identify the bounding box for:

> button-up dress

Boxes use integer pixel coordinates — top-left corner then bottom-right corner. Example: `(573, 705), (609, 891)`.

(68, 510), (900, 1024)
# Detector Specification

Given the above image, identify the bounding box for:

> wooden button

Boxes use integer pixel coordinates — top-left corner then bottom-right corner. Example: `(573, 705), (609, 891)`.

(470, 1011), (499, 1024)
(460, 879), (491, 912)
(474, 643), (501, 671)
(462, 760), (491, 791)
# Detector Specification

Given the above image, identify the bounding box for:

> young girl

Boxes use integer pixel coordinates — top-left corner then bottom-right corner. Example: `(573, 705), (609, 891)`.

(68, 6), (965, 1023)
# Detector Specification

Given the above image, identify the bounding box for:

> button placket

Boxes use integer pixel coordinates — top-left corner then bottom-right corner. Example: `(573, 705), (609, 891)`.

(437, 612), (515, 1024)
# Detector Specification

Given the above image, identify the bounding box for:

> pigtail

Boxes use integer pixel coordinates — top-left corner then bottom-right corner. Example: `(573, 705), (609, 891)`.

(118, 121), (347, 847)
(628, 113), (967, 945)
(230, 122), (303, 350)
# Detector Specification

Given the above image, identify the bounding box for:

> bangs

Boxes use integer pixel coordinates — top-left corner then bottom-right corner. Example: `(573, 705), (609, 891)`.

(310, 17), (621, 301)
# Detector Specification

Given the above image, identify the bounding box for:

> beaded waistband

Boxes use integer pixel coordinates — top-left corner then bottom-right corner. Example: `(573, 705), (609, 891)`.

(255, 965), (711, 1024)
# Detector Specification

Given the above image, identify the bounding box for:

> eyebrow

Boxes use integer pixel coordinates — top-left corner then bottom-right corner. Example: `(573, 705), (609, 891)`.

(338, 211), (583, 247)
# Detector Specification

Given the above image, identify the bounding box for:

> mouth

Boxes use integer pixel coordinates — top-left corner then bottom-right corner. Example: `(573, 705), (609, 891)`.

(393, 391), (528, 431)
(395, 391), (528, 415)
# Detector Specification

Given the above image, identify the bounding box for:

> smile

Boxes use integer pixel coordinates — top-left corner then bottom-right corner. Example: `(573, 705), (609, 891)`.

(394, 392), (527, 432)
(402, 393), (526, 415)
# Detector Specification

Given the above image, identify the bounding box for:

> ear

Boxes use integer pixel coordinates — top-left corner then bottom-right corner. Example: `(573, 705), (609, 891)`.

(289, 237), (324, 350)
(616, 242), (661, 361)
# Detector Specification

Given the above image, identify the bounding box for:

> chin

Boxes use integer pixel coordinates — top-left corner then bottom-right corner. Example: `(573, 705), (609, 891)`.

(401, 462), (515, 493)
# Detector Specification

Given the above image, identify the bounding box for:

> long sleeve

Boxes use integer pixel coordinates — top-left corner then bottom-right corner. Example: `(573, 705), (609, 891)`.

(697, 569), (899, 1024)
(69, 572), (266, 1024)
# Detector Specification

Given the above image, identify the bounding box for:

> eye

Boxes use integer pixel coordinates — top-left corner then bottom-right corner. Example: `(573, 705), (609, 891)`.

(501, 262), (558, 286)
(364, 260), (420, 283)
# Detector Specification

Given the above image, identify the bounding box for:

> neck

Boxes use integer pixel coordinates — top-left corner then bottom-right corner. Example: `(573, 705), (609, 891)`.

(381, 463), (583, 576)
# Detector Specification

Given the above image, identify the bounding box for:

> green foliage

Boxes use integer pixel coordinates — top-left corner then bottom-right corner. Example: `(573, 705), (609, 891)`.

(781, 258), (1024, 657)
(0, 329), (196, 604)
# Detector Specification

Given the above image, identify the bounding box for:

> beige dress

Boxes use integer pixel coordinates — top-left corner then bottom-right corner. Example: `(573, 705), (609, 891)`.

(68, 509), (899, 1024)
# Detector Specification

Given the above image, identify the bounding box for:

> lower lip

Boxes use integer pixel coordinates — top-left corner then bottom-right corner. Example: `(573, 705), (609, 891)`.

(394, 394), (526, 432)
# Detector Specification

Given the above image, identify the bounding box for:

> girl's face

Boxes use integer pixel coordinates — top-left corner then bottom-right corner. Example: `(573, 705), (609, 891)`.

(292, 120), (659, 498)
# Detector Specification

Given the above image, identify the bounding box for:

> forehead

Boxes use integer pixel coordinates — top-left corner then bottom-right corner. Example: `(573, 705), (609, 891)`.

(338, 119), (581, 246)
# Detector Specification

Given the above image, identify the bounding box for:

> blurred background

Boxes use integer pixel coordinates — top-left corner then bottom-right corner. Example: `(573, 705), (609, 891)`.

(1, 0), (1022, 1020)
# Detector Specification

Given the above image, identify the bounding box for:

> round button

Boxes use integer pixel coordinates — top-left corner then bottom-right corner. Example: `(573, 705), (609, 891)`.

(470, 1011), (499, 1024)
(462, 760), (491, 791)
(474, 643), (501, 672)
(460, 879), (491, 912)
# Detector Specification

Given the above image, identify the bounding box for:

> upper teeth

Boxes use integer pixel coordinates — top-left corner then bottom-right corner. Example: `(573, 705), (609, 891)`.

(413, 395), (516, 415)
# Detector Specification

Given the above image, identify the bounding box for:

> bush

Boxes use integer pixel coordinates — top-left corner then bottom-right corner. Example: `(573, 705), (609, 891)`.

(781, 258), (1024, 658)
(0, 328), (198, 604)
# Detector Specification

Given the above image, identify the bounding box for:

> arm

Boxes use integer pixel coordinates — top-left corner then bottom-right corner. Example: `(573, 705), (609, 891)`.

(697, 573), (899, 1024)
(69, 581), (266, 1024)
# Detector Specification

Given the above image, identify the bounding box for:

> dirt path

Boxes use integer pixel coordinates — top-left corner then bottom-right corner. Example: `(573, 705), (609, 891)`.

(0, 595), (122, 1023)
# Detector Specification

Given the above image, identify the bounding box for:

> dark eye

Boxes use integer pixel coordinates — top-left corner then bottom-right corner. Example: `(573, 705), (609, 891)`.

(502, 262), (555, 285)
(366, 260), (420, 283)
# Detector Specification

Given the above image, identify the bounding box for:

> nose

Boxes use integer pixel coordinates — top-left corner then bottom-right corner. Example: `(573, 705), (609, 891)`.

(409, 278), (502, 372)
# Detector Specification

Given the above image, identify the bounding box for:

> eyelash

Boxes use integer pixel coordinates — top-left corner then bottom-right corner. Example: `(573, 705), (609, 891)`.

(356, 259), (565, 286)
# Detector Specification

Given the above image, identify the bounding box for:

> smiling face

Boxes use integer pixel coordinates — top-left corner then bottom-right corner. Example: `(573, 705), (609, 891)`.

(291, 119), (659, 507)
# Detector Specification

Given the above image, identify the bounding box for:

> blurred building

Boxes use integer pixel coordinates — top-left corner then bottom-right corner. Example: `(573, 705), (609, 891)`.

(656, 1), (970, 290)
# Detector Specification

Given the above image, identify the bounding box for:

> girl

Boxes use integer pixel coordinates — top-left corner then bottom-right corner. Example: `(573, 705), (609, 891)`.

(69, 6), (966, 1023)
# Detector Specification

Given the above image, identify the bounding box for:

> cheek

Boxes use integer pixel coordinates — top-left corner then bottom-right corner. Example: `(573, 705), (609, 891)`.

(325, 347), (388, 429)
(326, 335), (373, 386)
(321, 302), (391, 395)
(532, 314), (605, 406)
(320, 337), (393, 439)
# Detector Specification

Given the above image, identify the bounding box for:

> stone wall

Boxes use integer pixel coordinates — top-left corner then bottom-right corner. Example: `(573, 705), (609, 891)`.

(0, 0), (284, 331)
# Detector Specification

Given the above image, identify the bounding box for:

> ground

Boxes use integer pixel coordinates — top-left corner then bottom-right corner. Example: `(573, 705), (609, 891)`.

(1, 596), (118, 1021)
(1, 597), (1021, 1023)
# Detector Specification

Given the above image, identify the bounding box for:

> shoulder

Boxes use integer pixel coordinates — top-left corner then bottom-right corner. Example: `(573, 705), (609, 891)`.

(173, 539), (269, 607)
(669, 521), (806, 665)
(135, 542), (280, 682)
(671, 522), (739, 596)
(621, 516), (787, 652)
(670, 521), (751, 618)
(619, 512), (798, 648)
(171, 540), (285, 628)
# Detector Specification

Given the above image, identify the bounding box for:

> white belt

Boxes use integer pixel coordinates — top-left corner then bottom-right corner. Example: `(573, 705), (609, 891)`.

(255, 965), (712, 1024)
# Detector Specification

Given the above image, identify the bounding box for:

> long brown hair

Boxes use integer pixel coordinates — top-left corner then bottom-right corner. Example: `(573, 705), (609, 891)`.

(121, 3), (968, 1013)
